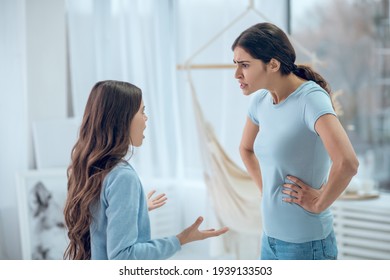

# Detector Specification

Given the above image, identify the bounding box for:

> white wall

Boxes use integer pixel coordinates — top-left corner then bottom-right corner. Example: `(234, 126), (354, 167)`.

(25, 0), (68, 167)
(0, 0), (67, 259)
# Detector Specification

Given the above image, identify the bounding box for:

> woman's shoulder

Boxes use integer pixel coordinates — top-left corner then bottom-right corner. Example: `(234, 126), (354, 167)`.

(102, 161), (143, 203)
(300, 81), (329, 97)
(250, 89), (269, 105)
(296, 81), (332, 106)
(254, 89), (269, 98)
(109, 161), (135, 174)
(104, 161), (140, 190)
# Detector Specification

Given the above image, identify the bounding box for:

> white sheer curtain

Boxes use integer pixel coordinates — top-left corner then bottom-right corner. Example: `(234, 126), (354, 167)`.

(66, 0), (287, 181)
(0, 0), (28, 259)
(66, 0), (182, 179)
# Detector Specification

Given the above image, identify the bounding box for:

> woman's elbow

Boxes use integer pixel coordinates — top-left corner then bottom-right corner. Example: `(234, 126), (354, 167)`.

(343, 156), (359, 177)
(239, 144), (253, 158)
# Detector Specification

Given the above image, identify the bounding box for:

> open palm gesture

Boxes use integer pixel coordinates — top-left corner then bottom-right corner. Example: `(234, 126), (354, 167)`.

(147, 190), (167, 211)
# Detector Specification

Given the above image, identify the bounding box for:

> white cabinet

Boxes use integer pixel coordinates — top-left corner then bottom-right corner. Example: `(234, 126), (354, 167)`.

(332, 193), (390, 259)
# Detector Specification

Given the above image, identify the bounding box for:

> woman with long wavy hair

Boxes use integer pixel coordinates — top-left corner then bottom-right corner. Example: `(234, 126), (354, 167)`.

(63, 80), (228, 260)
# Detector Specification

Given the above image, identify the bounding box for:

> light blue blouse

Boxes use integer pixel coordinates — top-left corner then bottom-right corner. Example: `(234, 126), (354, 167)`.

(90, 162), (181, 259)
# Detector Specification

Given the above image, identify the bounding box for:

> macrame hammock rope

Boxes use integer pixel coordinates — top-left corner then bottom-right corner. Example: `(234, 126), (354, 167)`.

(178, 1), (324, 259)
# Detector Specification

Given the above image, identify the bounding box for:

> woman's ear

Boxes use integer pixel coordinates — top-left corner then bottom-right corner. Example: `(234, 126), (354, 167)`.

(268, 58), (280, 72)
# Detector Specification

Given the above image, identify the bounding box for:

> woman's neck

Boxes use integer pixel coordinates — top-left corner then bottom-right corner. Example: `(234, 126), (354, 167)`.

(269, 74), (307, 104)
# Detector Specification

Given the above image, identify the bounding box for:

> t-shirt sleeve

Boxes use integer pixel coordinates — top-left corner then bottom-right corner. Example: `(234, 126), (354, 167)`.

(247, 92), (261, 125)
(303, 89), (336, 134)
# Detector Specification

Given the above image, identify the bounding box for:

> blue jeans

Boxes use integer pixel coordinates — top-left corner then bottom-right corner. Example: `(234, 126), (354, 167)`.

(261, 230), (338, 260)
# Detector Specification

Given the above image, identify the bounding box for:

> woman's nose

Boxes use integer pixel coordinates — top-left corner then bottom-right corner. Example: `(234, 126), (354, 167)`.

(234, 67), (242, 79)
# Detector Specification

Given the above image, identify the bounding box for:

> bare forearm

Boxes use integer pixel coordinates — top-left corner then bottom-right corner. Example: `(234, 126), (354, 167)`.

(314, 114), (359, 212)
(316, 159), (358, 211)
(240, 147), (263, 193)
(176, 217), (229, 246)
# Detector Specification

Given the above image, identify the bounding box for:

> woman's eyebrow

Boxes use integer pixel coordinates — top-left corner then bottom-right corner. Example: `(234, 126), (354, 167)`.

(233, 59), (250, 64)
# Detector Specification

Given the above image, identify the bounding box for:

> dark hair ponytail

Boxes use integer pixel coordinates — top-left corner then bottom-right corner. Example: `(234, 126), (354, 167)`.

(293, 64), (331, 95)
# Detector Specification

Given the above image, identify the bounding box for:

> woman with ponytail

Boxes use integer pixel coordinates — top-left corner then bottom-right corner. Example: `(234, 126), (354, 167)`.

(232, 23), (358, 260)
(63, 80), (228, 260)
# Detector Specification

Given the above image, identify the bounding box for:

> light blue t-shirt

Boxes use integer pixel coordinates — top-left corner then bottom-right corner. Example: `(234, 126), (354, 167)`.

(248, 81), (336, 243)
(90, 162), (181, 259)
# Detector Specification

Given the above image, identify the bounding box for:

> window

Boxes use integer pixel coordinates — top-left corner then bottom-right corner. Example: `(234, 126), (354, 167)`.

(291, 0), (390, 192)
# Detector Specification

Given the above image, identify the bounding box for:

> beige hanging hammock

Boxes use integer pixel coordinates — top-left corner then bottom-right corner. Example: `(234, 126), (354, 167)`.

(190, 77), (262, 259)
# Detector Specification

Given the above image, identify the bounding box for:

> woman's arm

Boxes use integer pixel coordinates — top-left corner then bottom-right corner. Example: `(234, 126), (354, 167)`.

(239, 117), (263, 193)
(314, 114), (359, 210)
(176, 216), (229, 245)
(283, 114), (359, 213)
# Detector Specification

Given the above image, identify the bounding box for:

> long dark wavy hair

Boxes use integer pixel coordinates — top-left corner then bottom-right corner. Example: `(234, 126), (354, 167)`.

(232, 22), (332, 96)
(63, 80), (142, 260)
